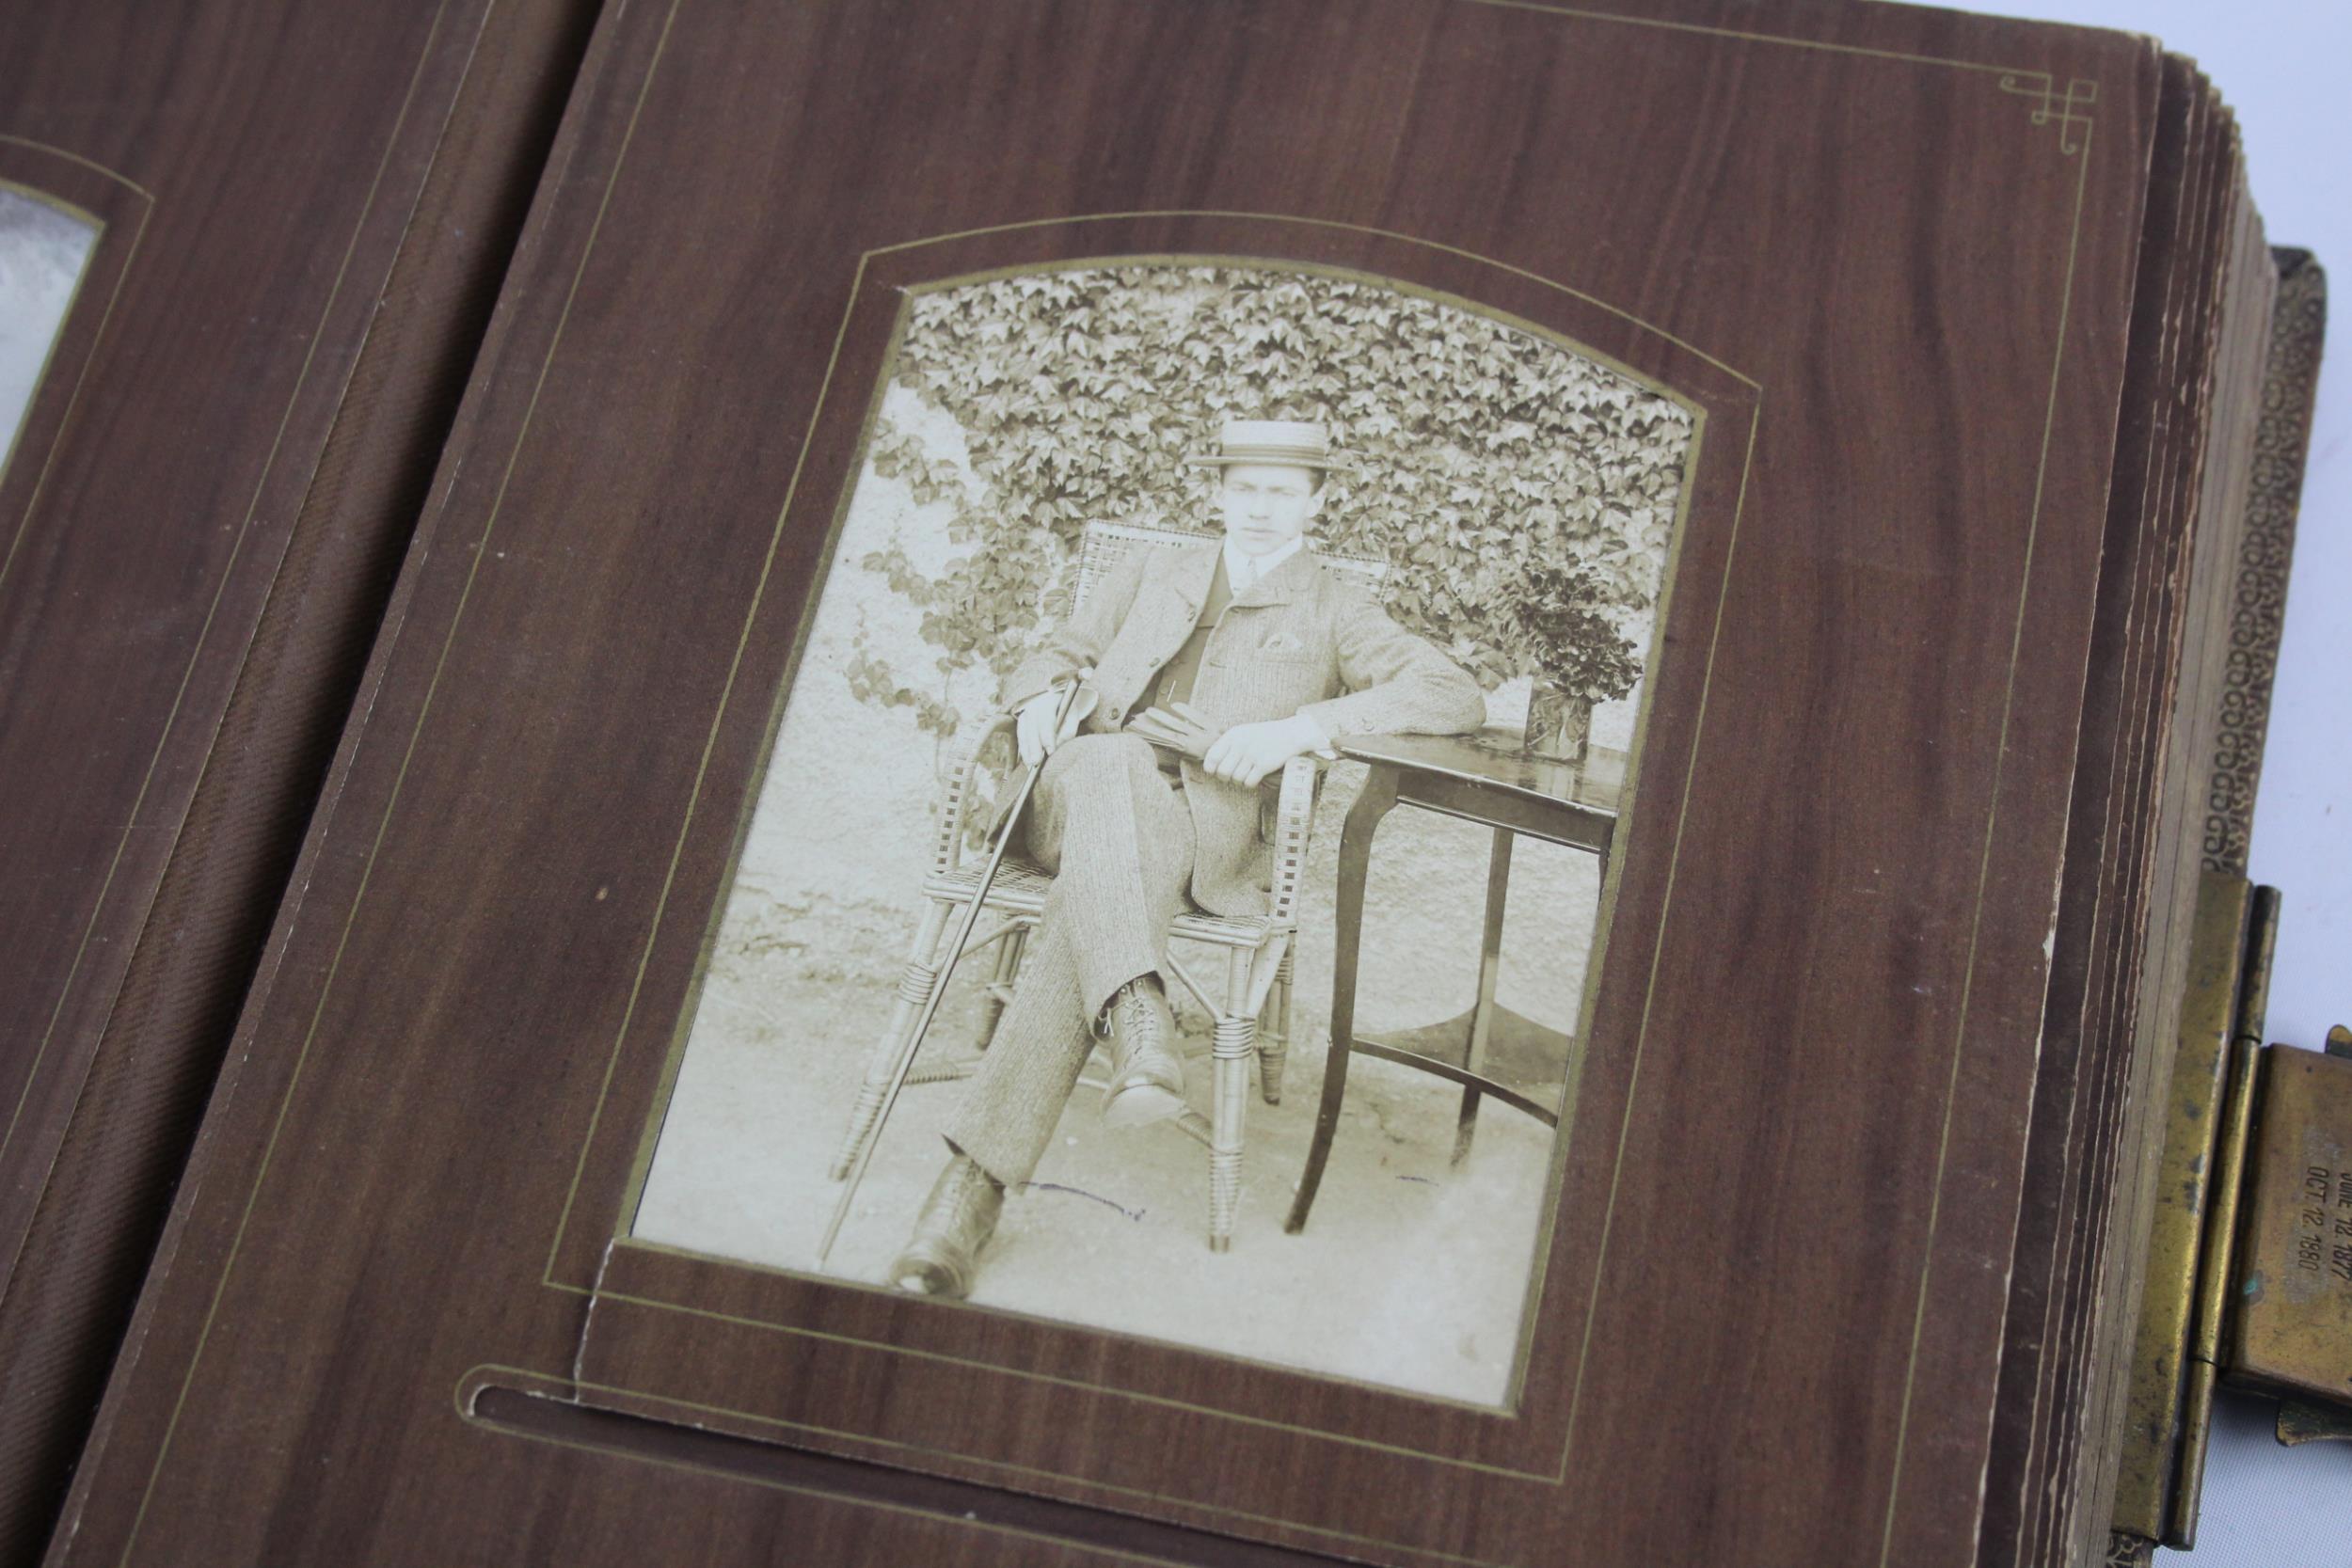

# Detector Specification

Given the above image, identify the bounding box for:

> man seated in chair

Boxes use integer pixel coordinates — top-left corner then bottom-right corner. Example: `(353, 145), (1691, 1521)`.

(891, 419), (1488, 1297)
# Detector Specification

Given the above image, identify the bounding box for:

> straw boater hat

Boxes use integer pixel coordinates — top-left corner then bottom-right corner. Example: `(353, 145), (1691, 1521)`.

(1184, 419), (1349, 472)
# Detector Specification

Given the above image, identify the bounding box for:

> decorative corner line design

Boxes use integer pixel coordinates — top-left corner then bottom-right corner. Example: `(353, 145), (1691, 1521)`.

(1998, 72), (2098, 154)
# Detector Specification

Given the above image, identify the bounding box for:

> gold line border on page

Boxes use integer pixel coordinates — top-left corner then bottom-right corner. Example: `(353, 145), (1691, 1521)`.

(581, 244), (1714, 1433)
(547, 72), (2097, 1568)
(541, 226), (1734, 1464)
(88, 0), (501, 1557)
(529, 138), (2074, 1547)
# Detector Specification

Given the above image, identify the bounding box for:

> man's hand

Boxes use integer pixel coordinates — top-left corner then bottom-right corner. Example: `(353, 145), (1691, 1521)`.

(1015, 688), (1086, 768)
(1200, 714), (1326, 787)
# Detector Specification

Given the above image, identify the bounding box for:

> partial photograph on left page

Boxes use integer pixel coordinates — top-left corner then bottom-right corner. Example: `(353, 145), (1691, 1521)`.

(625, 262), (1696, 1407)
(0, 184), (96, 479)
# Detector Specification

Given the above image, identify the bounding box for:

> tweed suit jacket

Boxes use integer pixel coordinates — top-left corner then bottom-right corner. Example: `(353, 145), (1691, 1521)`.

(1002, 538), (1488, 917)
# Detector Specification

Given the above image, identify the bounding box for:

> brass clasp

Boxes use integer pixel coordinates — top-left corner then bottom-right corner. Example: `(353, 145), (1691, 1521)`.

(2227, 1025), (2352, 1435)
(2115, 871), (2352, 1554)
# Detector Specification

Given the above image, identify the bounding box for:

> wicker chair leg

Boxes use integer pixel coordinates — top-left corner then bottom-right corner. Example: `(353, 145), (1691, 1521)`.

(1257, 946), (1295, 1105)
(829, 899), (950, 1180)
(975, 925), (1027, 1053)
(1208, 948), (1256, 1252)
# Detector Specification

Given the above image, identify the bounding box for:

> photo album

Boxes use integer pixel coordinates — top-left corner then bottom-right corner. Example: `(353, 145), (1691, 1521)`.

(0, 1), (2332, 1563)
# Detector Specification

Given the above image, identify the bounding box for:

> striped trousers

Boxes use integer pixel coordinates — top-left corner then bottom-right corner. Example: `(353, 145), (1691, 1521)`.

(945, 733), (1194, 1187)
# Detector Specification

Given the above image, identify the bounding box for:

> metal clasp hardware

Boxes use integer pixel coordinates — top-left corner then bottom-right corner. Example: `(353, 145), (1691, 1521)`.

(2224, 1023), (2352, 1437)
(2114, 874), (2352, 1557)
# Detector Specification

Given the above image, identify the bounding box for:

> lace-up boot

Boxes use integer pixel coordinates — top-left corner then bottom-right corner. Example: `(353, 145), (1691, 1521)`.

(888, 1152), (1005, 1299)
(1102, 976), (1184, 1128)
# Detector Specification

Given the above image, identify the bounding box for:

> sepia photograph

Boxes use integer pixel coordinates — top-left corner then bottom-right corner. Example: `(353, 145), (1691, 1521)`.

(628, 262), (1696, 1406)
(0, 184), (96, 474)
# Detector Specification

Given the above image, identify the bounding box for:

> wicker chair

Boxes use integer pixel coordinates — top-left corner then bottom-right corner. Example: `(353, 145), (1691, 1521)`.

(827, 520), (1388, 1251)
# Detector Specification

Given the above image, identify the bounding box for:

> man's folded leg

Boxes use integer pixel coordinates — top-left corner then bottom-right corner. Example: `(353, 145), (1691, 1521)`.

(946, 732), (1196, 1184)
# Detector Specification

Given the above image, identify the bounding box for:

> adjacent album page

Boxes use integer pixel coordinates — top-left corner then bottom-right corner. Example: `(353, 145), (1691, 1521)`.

(54, 2), (2167, 1564)
(0, 0), (596, 1555)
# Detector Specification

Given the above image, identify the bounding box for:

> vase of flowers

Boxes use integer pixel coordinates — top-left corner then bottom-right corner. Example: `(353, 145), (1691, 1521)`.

(1508, 559), (1640, 765)
(1525, 682), (1592, 763)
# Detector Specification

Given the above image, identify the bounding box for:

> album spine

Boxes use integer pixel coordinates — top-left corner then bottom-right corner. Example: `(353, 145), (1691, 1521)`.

(2199, 247), (2327, 880)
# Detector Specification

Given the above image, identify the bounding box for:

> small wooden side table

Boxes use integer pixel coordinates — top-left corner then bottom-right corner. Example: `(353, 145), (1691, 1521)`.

(1283, 731), (1626, 1234)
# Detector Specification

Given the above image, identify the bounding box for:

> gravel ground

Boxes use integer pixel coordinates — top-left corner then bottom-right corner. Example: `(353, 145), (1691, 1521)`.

(632, 882), (1580, 1408)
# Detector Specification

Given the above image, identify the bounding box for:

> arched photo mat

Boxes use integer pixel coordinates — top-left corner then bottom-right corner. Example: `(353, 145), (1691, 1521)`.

(516, 210), (1760, 1562)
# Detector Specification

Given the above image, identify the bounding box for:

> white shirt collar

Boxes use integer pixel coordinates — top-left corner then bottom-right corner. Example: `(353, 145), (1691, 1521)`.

(1223, 534), (1304, 594)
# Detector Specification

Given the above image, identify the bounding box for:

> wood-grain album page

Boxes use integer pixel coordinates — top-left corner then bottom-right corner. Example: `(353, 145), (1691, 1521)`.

(52, 2), (2170, 1564)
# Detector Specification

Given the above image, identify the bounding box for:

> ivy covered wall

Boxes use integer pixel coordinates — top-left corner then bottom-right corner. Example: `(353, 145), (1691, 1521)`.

(847, 264), (1695, 738)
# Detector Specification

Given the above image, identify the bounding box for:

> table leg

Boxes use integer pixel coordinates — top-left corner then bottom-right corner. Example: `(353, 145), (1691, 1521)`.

(1284, 765), (1400, 1234)
(1454, 826), (1514, 1166)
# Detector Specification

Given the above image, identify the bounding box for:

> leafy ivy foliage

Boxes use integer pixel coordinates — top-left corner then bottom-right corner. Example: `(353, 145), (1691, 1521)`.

(852, 266), (1692, 736)
(1508, 561), (1643, 703)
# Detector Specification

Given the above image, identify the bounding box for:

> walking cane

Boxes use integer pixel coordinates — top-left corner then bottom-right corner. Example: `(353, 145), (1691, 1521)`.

(814, 676), (1087, 1269)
